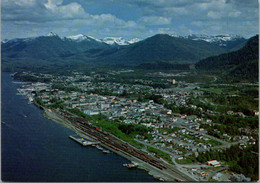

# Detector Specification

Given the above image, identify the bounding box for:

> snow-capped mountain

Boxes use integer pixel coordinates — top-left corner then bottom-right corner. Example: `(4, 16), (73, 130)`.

(167, 33), (246, 49)
(3, 32), (140, 46)
(64, 34), (140, 45)
(169, 34), (183, 38)
(188, 34), (242, 42)
(102, 37), (129, 45)
(47, 32), (59, 37)
(102, 37), (140, 45)
(3, 37), (37, 45)
(1, 39), (9, 44)
(66, 34), (102, 42)
(186, 34), (245, 47)
(128, 38), (141, 44)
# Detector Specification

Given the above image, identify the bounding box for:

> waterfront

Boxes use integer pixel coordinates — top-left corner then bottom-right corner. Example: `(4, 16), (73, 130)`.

(1, 72), (157, 182)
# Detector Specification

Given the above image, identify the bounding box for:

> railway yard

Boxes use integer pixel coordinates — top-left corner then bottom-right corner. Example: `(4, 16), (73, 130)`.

(46, 108), (195, 181)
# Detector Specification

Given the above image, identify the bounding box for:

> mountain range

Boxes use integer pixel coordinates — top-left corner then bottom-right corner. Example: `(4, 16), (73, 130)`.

(1, 32), (251, 74)
(2, 32), (141, 46)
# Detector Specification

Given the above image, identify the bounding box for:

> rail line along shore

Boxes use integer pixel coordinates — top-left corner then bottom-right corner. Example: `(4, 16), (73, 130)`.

(43, 107), (195, 182)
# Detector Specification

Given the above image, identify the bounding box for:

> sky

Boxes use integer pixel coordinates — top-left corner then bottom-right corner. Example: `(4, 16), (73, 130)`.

(1, 0), (259, 40)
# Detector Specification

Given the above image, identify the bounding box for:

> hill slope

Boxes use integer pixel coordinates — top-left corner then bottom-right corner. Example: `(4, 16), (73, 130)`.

(187, 34), (247, 51)
(196, 35), (259, 81)
(85, 34), (227, 65)
(2, 34), (110, 60)
(1, 33), (110, 72)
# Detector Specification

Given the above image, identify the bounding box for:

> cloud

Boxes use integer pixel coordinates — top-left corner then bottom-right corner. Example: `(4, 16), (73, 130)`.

(138, 16), (171, 25)
(1, 0), (259, 40)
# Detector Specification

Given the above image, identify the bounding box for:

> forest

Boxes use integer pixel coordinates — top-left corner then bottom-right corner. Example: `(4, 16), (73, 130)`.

(196, 144), (259, 181)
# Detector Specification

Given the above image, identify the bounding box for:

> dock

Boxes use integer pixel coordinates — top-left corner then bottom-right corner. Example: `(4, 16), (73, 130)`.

(69, 135), (99, 146)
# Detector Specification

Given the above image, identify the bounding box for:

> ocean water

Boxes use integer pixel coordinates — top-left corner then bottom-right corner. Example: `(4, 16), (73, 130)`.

(1, 72), (157, 182)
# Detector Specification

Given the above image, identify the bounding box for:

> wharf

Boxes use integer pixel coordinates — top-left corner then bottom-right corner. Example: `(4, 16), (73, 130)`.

(69, 135), (99, 146)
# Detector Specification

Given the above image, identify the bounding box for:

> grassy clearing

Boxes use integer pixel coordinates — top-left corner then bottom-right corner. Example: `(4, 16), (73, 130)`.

(175, 158), (193, 164)
(175, 156), (197, 164)
(95, 120), (145, 149)
(147, 146), (174, 165)
(199, 88), (223, 94)
(206, 139), (222, 146)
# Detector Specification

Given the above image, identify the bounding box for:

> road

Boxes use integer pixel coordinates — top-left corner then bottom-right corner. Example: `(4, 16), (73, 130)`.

(135, 139), (178, 159)
(207, 166), (227, 180)
(174, 118), (229, 145)
(135, 139), (200, 181)
(210, 141), (240, 150)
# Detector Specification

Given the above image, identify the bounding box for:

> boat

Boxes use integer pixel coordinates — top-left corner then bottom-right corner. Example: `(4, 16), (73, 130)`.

(102, 149), (110, 153)
(82, 140), (93, 146)
(123, 161), (138, 168)
(2, 121), (6, 125)
(96, 145), (104, 151)
(10, 72), (17, 77)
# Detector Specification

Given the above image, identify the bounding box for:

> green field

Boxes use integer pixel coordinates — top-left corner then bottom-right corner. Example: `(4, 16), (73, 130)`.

(147, 146), (174, 165)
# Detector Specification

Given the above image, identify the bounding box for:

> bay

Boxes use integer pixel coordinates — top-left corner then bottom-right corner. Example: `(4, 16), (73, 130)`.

(1, 72), (157, 182)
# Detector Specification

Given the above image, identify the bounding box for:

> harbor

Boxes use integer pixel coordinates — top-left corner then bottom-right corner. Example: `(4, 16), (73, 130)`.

(2, 72), (157, 182)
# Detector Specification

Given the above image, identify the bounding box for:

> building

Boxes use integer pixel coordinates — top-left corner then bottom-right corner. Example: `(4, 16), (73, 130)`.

(83, 110), (99, 116)
(172, 79), (176, 84)
(207, 160), (221, 167)
(101, 103), (110, 109)
(200, 171), (208, 176)
(253, 110), (259, 116)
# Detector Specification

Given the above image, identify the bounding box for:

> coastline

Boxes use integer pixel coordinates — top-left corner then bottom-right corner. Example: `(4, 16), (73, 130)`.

(43, 108), (194, 182)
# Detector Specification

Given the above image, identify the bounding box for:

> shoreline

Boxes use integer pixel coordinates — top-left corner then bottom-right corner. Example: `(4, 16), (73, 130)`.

(43, 108), (194, 182)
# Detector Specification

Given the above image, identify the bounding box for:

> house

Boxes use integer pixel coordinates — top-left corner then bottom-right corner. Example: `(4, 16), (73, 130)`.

(181, 114), (187, 118)
(227, 111), (234, 115)
(101, 103), (110, 109)
(200, 172), (209, 176)
(237, 112), (245, 117)
(253, 110), (259, 116)
(181, 128), (186, 133)
(172, 79), (176, 84)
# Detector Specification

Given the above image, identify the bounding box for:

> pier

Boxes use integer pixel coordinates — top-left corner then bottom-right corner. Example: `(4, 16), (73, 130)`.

(69, 135), (99, 146)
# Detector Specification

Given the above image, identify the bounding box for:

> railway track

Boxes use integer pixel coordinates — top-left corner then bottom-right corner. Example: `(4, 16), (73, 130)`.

(56, 109), (194, 181)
